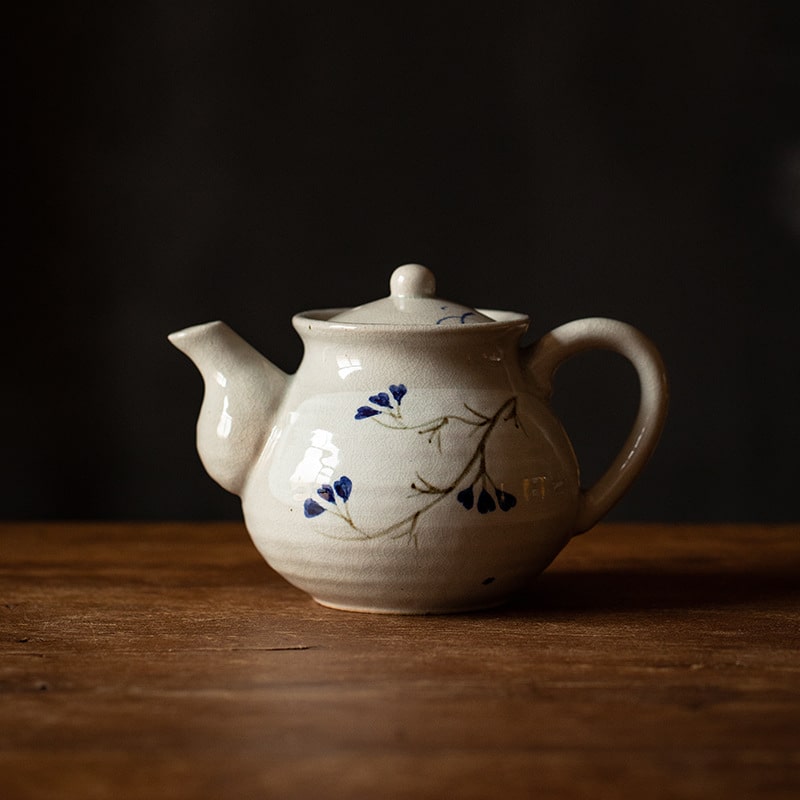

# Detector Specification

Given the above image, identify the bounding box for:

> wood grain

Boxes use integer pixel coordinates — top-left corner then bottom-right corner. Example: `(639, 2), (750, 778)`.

(2, 522), (799, 799)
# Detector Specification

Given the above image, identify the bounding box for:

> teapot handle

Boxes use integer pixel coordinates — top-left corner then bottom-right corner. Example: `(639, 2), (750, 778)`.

(523, 317), (668, 535)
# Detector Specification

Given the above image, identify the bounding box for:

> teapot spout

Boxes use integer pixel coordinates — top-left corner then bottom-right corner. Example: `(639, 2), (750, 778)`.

(168, 321), (288, 495)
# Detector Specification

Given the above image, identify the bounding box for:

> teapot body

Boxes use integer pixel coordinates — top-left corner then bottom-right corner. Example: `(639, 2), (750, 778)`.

(241, 309), (581, 613)
(170, 264), (668, 614)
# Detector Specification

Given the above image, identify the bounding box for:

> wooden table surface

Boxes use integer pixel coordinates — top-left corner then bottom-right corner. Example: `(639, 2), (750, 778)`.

(1, 522), (799, 799)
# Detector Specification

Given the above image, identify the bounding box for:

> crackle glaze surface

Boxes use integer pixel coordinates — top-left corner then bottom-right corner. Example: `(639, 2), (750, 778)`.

(169, 264), (669, 613)
(241, 315), (579, 612)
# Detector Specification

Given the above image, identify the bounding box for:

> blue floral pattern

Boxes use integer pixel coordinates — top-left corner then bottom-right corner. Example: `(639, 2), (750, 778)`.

(303, 385), (521, 542)
(304, 476), (354, 521)
(355, 384), (407, 420)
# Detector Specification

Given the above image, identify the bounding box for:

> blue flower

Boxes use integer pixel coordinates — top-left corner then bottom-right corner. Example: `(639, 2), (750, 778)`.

(496, 489), (517, 511)
(355, 384), (408, 420)
(389, 384), (407, 405)
(334, 476), (352, 502)
(369, 392), (393, 408)
(477, 489), (496, 514)
(305, 476), (353, 520)
(317, 485), (336, 504)
(304, 498), (326, 518)
(457, 486), (474, 510)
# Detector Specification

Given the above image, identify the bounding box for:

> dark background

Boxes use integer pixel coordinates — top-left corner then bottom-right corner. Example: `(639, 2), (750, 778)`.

(7, 2), (800, 522)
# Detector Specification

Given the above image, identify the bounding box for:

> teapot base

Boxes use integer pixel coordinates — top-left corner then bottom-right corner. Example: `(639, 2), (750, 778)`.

(311, 595), (511, 615)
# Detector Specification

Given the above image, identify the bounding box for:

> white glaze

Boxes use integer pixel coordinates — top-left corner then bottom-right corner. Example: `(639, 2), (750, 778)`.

(169, 265), (668, 613)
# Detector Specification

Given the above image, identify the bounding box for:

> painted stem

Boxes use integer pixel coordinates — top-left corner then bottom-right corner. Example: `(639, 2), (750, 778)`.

(325, 397), (518, 543)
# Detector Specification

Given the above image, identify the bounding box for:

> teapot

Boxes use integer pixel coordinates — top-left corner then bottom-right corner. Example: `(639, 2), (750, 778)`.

(169, 264), (668, 613)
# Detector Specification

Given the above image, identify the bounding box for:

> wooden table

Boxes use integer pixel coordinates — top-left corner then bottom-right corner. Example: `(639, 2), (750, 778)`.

(2, 522), (798, 799)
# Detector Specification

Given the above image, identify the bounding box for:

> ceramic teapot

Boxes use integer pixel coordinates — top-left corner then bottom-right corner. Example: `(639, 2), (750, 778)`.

(169, 264), (668, 614)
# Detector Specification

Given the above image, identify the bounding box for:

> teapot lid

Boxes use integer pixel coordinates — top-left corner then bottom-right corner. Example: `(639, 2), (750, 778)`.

(329, 264), (495, 326)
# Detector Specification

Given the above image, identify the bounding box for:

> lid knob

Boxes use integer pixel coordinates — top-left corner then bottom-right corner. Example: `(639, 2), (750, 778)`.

(325, 262), (496, 325)
(390, 264), (436, 298)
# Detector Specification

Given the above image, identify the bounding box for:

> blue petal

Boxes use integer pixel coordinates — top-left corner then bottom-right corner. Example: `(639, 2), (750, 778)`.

(317, 485), (336, 504)
(477, 489), (496, 514)
(334, 476), (353, 502)
(355, 406), (381, 419)
(457, 486), (474, 510)
(389, 384), (407, 405)
(304, 498), (326, 518)
(369, 392), (393, 408)
(496, 489), (517, 512)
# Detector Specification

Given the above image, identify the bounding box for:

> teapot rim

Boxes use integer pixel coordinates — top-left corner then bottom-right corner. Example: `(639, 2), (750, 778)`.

(292, 308), (530, 335)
